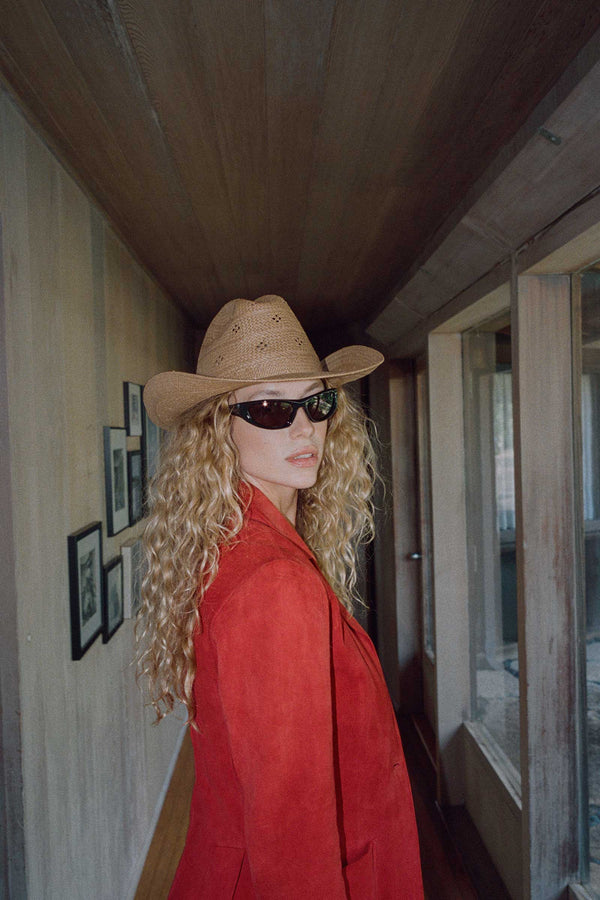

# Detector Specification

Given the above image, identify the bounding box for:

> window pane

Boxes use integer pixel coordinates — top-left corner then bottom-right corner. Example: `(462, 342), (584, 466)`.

(463, 322), (520, 773)
(581, 271), (600, 888)
(416, 367), (435, 660)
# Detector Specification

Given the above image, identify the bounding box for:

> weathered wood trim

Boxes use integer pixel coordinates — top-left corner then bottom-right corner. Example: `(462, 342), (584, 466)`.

(463, 721), (522, 900)
(512, 274), (580, 899)
(370, 361), (422, 713)
(387, 361), (422, 713)
(415, 358), (437, 735)
(568, 884), (595, 900)
(0, 182), (27, 900)
(427, 333), (470, 804)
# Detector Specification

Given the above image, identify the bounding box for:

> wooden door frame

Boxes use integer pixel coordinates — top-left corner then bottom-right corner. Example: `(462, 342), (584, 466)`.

(370, 360), (422, 714)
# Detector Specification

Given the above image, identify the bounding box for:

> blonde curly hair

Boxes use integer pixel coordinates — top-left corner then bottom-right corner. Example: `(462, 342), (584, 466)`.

(136, 387), (377, 724)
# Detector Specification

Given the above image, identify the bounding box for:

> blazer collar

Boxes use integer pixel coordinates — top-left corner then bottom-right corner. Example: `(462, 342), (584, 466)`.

(244, 483), (317, 564)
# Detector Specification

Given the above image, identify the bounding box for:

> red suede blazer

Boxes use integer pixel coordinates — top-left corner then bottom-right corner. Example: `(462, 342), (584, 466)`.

(169, 487), (423, 899)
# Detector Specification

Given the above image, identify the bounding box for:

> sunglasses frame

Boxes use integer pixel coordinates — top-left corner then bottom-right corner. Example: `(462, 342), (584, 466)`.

(229, 387), (338, 430)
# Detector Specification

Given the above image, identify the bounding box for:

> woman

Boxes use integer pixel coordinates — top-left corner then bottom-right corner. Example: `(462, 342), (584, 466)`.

(139, 295), (424, 899)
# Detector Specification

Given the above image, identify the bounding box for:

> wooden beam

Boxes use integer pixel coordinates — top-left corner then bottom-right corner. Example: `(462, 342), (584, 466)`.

(370, 38), (600, 355)
(512, 274), (581, 898)
(428, 333), (470, 804)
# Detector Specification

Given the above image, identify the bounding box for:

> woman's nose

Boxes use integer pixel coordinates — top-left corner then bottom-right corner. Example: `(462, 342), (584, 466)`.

(290, 407), (315, 436)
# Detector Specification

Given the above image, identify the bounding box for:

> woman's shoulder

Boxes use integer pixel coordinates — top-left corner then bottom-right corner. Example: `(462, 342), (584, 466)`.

(222, 517), (314, 573)
(204, 528), (329, 628)
(210, 555), (331, 638)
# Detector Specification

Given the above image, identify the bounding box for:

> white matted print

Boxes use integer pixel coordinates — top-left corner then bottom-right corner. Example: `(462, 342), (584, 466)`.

(121, 536), (145, 619)
(128, 449), (143, 524)
(142, 406), (161, 488)
(102, 556), (124, 642)
(104, 426), (130, 536)
(123, 381), (143, 437)
(68, 521), (103, 660)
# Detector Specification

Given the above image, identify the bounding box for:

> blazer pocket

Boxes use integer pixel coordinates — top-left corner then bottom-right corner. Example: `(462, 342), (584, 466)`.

(342, 841), (376, 899)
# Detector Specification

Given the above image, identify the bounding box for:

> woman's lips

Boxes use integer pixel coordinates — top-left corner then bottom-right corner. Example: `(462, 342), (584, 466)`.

(286, 448), (319, 467)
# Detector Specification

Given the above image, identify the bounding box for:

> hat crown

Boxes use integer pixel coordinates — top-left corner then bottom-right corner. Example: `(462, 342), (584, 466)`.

(196, 295), (322, 382)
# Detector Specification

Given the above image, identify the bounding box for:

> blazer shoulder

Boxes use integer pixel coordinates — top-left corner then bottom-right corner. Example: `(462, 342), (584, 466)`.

(222, 517), (313, 571)
(201, 520), (325, 622)
(210, 555), (330, 637)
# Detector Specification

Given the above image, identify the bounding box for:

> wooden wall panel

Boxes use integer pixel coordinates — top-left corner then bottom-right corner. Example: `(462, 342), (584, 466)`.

(0, 147), (27, 900)
(0, 92), (191, 900)
(513, 274), (580, 899)
(427, 333), (470, 805)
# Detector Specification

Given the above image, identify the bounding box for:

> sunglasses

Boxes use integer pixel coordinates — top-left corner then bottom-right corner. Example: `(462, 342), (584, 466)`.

(229, 388), (338, 430)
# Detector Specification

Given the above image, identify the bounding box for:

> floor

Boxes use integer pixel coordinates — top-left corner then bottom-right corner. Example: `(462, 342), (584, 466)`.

(134, 731), (193, 900)
(135, 716), (505, 899)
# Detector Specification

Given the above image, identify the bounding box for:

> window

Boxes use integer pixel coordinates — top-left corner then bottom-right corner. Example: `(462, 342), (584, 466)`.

(416, 364), (435, 661)
(581, 270), (600, 889)
(463, 320), (520, 773)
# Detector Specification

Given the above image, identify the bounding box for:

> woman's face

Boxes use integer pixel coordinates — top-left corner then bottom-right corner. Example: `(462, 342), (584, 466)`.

(229, 379), (329, 517)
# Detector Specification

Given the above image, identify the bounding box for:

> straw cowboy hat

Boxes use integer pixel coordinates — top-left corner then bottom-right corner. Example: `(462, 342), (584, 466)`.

(143, 294), (384, 429)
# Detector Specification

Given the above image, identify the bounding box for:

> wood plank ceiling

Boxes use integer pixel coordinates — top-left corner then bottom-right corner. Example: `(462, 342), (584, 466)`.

(1, 0), (600, 343)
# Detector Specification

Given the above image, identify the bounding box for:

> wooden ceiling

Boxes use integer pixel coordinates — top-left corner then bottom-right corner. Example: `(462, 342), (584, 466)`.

(2, 0), (600, 342)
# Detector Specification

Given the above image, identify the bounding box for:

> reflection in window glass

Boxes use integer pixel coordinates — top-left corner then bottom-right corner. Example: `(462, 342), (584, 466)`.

(581, 271), (600, 886)
(463, 321), (520, 774)
(416, 367), (435, 660)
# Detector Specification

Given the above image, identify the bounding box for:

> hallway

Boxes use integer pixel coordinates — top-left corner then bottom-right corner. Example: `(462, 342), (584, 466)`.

(2, 5), (600, 898)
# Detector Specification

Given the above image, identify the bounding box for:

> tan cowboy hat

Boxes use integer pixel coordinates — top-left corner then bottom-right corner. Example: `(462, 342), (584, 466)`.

(144, 294), (384, 429)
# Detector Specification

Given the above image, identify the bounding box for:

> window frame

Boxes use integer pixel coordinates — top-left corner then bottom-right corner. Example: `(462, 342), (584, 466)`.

(423, 275), (585, 897)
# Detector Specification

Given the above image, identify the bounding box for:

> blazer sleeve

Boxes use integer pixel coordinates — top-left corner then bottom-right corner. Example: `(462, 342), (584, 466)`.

(211, 558), (348, 899)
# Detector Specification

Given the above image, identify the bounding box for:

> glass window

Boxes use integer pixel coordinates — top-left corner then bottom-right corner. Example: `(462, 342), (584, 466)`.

(463, 318), (520, 773)
(416, 364), (435, 660)
(580, 270), (600, 889)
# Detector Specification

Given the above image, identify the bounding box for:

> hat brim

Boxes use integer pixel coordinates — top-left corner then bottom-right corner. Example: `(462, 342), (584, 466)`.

(144, 345), (384, 429)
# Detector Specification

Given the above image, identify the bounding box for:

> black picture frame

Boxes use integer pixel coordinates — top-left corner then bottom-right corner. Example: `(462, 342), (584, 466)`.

(123, 381), (143, 437)
(128, 449), (143, 524)
(142, 405), (162, 492)
(102, 556), (124, 643)
(104, 426), (130, 536)
(121, 536), (144, 619)
(68, 521), (103, 660)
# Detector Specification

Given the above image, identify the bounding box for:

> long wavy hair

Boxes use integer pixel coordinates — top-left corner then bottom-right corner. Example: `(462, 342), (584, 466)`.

(136, 387), (377, 724)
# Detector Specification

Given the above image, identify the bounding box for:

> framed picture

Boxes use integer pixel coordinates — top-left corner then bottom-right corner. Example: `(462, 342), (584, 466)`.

(68, 521), (103, 660)
(142, 405), (162, 489)
(104, 426), (130, 536)
(128, 449), (143, 524)
(121, 536), (145, 619)
(102, 556), (124, 643)
(123, 381), (143, 437)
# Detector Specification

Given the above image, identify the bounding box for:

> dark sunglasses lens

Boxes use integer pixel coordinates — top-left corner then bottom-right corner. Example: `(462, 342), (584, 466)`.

(248, 400), (293, 428)
(236, 389), (337, 429)
(306, 390), (337, 422)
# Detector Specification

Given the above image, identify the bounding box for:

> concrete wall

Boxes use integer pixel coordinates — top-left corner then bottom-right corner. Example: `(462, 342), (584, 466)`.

(0, 90), (193, 900)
